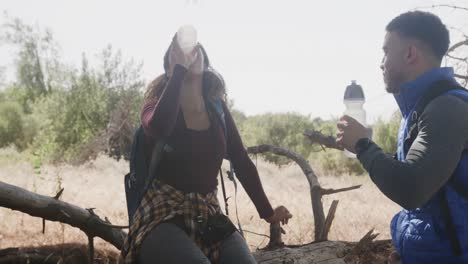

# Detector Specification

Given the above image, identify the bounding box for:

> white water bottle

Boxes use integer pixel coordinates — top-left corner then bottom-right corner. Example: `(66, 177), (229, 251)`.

(177, 25), (197, 55)
(343, 80), (367, 158)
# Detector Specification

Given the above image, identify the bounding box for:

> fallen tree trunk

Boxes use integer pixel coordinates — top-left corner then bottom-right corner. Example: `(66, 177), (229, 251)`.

(253, 231), (394, 264)
(0, 239), (393, 264)
(253, 240), (348, 264)
(0, 181), (127, 250)
(0, 243), (120, 264)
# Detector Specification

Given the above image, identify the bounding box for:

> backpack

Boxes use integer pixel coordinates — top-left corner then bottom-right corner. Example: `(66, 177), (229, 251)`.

(124, 99), (238, 226)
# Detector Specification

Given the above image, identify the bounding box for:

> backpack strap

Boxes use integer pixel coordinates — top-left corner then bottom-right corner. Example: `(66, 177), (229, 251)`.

(404, 79), (467, 256)
(449, 142), (468, 201)
(404, 80), (466, 151)
(208, 99), (244, 236)
(438, 188), (462, 256)
(125, 127), (146, 225)
(219, 168), (230, 215)
(147, 139), (169, 187)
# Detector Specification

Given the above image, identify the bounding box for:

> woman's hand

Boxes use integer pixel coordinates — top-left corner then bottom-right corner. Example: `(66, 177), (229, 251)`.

(166, 37), (198, 77)
(265, 206), (293, 225)
(189, 46), (205, 75)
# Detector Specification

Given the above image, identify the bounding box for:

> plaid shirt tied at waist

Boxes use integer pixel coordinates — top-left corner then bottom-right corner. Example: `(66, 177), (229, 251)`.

(121, 180), (223, 263)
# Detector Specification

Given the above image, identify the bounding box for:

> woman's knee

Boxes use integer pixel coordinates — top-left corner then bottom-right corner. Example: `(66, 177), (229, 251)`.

(139, 223), (210, 264)
(219, 231), (256, 264)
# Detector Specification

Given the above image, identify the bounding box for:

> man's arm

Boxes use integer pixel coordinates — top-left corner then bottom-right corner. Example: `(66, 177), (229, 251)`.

(358, 95), (468, 210)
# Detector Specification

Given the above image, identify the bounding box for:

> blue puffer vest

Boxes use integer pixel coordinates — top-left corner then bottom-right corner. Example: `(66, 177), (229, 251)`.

(391, 67), (468, 263)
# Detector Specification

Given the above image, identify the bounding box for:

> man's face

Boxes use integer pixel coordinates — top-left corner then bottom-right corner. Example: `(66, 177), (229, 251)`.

(381, 31), (409, 94)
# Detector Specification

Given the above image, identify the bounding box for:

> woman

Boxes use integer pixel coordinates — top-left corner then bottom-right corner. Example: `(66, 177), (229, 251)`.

(121, 36), (292, 264)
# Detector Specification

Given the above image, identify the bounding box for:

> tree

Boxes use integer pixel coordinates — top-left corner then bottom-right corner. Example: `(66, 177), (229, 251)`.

(0, 17), (145, 162)
(1, 16), (67, 110)
(240, 112), (317, 166)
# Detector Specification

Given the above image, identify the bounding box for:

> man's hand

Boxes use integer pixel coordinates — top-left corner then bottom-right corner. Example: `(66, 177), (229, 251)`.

(265, 206), (293, 225)
(336, 115), (369, 153)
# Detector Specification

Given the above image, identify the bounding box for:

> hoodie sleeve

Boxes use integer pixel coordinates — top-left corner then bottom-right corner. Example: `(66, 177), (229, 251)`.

(141, 65), (187, 140)
(358, 95), (468, 210)
(222, 102), (274, 219)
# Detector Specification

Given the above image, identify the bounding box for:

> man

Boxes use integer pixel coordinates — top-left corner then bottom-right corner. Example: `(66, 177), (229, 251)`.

(336, 11), (468, 263)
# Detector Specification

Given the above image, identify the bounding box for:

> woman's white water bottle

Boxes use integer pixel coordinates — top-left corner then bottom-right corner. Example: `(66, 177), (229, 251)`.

(343, 80), (367, 158)
(177, 25), (197, 55)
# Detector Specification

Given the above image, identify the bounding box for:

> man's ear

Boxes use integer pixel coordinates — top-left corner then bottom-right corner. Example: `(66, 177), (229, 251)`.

(406, 44), (418, 65)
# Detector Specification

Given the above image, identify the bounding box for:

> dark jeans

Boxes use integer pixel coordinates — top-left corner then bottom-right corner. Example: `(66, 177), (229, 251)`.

(139, 222), (257, 264)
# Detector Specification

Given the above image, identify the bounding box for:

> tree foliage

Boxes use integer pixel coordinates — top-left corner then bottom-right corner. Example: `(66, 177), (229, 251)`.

(0, 17), (404, 175)
(0, 18), (144, 163)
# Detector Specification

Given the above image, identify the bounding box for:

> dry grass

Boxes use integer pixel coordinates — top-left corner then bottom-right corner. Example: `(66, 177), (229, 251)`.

(0, 147), (400, 255)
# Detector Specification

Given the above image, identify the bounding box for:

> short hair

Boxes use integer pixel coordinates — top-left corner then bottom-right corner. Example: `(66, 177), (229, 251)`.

(386, 11), (450, 61)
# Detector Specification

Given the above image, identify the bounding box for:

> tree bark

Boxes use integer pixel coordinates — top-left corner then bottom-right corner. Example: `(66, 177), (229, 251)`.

(0, 181), (127, 250)
(247, 144), (360, 243)
(247, 144), (325, 241)
(253, 240), (348, 264)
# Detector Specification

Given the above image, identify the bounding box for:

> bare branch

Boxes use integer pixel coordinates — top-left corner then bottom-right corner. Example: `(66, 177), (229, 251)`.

(247, 145), (320, 188)
(446, 53), (467, 62)
(247, 144), (325, 241)
(455, 73), (468, 80)
(417, 4), (468, 12)
(43, 188), (66, 234)
(265, 223), (284, 250)
(317, 200), (339, 241)
(321, 185), (362, 195)
(447, 39), (468, 53)
(303, 130), (340, 150)
(88, 236), (94, 264)
(430, 4), (468, 11)
(42, 218), (46, 234)
(54, 188), (64, 199)
(0, 181), (127, 250)
(344, 229), (380, 263)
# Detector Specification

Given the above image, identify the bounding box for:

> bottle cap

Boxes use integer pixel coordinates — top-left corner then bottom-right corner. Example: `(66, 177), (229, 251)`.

(344, 80), (365, 101)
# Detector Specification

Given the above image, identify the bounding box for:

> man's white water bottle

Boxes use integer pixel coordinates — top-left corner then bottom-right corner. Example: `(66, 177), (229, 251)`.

(177, 25), (197, 55)
(343, 80), (367, 158)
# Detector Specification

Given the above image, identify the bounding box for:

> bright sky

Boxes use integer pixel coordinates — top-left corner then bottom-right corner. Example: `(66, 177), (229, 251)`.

(0, 0), (466, 123)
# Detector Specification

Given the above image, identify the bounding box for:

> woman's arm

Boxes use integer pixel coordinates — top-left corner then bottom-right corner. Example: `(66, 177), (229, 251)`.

(222, 102), (275, 219)
(141, 65), (187, 140)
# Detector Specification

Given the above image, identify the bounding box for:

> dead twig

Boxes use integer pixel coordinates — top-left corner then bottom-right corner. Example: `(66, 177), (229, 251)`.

(303, 130), (340, 150)
(344, 229), (380, 262)
(317, 200), (339, 241)
(43, 188), (66, 234)
(321, 185), (362, 195)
